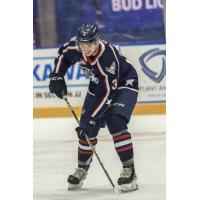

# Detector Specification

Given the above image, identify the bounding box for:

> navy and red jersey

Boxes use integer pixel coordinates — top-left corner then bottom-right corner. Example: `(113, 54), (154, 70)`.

(53, 37), (139, 120)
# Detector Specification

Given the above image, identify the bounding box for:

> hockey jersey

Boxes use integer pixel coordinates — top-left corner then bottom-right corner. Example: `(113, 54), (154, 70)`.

(53, 38), (139, 120)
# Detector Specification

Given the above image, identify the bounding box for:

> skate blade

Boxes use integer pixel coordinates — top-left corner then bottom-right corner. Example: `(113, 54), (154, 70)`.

(68, 182), (83, 190)
(120, 181), (138, 193)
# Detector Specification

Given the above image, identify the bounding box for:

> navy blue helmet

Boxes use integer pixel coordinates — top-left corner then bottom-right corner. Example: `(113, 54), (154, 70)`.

(76, 24), (100, 44)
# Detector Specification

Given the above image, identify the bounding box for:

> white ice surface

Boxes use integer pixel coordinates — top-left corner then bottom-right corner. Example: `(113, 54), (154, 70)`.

(34, 115), (165, 200)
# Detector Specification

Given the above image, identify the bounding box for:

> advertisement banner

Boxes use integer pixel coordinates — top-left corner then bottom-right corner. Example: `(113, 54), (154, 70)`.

(84, 0), (164, 30)
(120, 44), (166, 103)
(33, 49), (90, 108)
(55, 0), (165, 44)
(33, 43), (166, 115)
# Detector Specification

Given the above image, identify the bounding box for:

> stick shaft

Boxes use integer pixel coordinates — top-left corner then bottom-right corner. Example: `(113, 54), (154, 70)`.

(63, 96), (115, 188)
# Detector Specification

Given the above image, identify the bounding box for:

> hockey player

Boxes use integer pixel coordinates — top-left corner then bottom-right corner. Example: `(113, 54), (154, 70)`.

(49, 24), (139, 192)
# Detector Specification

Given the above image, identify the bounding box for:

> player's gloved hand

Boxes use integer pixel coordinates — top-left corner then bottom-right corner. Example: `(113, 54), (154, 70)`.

(75, 119), (96, 139)
(49, 72), (67, 99)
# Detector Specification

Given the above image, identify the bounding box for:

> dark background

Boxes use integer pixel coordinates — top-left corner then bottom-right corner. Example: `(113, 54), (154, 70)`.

(33, 0), (165, 48)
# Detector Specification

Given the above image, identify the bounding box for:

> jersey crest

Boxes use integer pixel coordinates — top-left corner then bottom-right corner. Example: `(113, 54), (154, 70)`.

(106, 61), (116, 75)
(81, 66), (99, 84)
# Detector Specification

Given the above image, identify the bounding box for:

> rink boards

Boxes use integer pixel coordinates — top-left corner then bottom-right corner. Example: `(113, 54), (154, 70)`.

(33, 43), (166, 118)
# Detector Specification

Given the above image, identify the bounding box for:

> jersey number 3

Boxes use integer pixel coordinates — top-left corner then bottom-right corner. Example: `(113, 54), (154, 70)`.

(112, 79), (117, 90)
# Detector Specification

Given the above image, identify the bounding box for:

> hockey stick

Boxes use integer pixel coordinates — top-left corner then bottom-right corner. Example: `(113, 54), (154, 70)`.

(63, 95), (116, 190)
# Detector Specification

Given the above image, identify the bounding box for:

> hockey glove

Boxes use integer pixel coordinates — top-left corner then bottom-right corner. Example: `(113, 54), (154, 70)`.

(49, 72), (67, 99)
(75, 119), (96, 139)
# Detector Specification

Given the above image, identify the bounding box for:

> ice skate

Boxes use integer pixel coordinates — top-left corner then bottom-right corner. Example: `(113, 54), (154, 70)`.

(118, 164), (138, 192)
(67, 167), (88, 190)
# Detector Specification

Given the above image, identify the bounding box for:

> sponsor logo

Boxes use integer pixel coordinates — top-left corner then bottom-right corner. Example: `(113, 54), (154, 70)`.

(112, 102), (125, 107)
(139, 48), (166, 83)
(50, 77), (63, 81)
(89, 120), (96, 126)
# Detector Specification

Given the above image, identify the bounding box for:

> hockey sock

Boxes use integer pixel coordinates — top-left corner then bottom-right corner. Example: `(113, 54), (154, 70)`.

(106, 114), (134, 166)
(78, 137), (97, 169)
(112, 131), (134, 166)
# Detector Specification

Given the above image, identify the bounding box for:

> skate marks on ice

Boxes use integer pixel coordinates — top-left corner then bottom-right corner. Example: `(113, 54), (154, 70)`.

(34, 187), (136, 200)
(34, 185), (164, 200)
(34, 117), (165, 200)
(34, 138), (165, 200)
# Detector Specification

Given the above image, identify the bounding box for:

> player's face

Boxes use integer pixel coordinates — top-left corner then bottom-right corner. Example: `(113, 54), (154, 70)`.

(79, 42), (99, 56)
